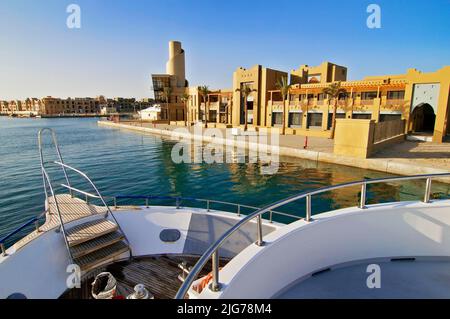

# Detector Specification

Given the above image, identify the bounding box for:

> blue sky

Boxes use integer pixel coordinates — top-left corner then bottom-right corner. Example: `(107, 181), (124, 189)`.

(0, 0), (449, 100)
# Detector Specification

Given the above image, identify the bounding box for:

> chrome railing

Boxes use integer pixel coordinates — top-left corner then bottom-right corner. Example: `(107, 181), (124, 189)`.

(38, 128), (72, 198)
(108, 195), (300, 223)
(175, 172), (450, 298)
(0, 214), (44, 256)
(37, 128), (132, 260)
(54, 161), (132, 257)
(38, 128), (74, 261)
(42, 168), (73, 261)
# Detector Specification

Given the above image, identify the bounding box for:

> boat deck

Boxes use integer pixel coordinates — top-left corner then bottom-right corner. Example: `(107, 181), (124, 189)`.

(60, 255), (229, 299)
(277, 258), (450, 299)
(14, 194), (107, 250)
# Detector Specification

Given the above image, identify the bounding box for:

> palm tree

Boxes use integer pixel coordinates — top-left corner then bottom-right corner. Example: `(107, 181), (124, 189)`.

(275, 76), (291, 135)
(198, 85), (210, 127)
(323, 81), (346, 139)
(181, 93), (190, 126)
(235, 84), (256, 131)
(162, 86), (172, 122)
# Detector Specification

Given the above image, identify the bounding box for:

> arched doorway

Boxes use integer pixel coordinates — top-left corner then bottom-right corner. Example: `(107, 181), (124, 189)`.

(410, 103), (435, 133)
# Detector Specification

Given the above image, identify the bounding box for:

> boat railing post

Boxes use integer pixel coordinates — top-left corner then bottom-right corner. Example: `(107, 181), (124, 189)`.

(206, 200), (210, 212)
(209, 250), (221, 292)
(360, 183), (367, 209)
(85, 194), (89, 204)
(145, 198), (149, 208)
(269, 211), (273, 223)
(305, 194), (312, 222)
(34, 220), (40, 232)
(237, 204), (241, 217)
(0, 243), (5, 256)
(113, 197), (117, 208)
(424, 178), (432, 203)
(176, 197), (181, 209)
(256, 215), (265, 246)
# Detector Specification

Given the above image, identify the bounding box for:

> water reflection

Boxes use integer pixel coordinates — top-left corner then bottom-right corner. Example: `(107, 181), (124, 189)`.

(0, 117), (449, 244)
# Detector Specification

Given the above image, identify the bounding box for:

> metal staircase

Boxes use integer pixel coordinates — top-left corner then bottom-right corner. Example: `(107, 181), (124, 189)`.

(38, 128), (131, 273)
(66, 218), (129, 272)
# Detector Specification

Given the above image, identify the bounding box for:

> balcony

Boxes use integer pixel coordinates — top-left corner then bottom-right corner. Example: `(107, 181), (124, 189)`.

(337, 99), (348, 107)
(385, 99), (406, 108)
(271, 101), (284, 108)
(361, 99), (375, 106)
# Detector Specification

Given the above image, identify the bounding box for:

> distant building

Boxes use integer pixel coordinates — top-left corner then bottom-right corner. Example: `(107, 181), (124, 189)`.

(1, 96), (154, 116)
(0, 101), (9, 113)
(100, 106), (117, 115)
(113, 97), (138, 113)
(151, 41), (188, 121)
(139, 105), (161, 121)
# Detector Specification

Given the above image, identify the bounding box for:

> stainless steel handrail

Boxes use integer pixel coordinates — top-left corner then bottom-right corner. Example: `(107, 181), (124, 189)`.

(107, 195), (301, 221)
(175, 172), (450, 299)
(38, 128), (74, 262)
(42, 168), (73, 261)
(38, 128), (72, 197)
(61, 184), (101, 200)
(53, 161), (133, 258)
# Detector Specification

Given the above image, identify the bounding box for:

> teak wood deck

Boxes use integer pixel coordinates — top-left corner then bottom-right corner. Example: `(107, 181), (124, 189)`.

(14, 194), (107, 250)
(60, 255), (229, 299)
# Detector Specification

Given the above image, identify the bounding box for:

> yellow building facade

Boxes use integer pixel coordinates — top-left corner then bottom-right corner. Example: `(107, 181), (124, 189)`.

(151, 41), (449, 143)
(267, 65), (450, 142)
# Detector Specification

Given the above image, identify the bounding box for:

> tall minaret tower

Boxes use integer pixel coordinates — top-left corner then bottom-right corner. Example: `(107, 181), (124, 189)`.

(166, 41), (186, 87)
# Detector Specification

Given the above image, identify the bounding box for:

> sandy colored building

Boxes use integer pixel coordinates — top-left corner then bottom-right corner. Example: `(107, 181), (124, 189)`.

(151, 41), (188, 121)
(152, 40), (449, 144)
(38, 97), (98, 115)
(266, 64), (450, 143)
(232, 65), (287, 128)
(0, 101), (8, 114)
(184, 87), (233, 126)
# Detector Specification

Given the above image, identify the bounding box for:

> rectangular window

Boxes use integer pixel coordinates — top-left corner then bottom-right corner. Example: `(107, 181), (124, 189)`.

(317, 93), (325, 101)
(352, 113), (372, 119)
(272, 112), (283, 126)
(289, 112), (302, 127)
(307, 113), (323, 128)
(327, 113), (345, 129)
(387, 91), (405, 100)
(380, 114), (402, 122)
(361, 91), (378, 100)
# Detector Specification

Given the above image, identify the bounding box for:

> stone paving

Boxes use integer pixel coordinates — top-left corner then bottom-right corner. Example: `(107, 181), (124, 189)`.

(373, 140), (450, 171)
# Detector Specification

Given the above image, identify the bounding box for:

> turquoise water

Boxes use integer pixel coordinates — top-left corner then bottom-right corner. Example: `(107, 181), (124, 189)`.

(1, 117), (448, 246)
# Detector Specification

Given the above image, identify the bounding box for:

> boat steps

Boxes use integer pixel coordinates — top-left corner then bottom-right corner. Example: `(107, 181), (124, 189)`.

(70, 231), (125, 259)
(65, 217), (130, 271)
(66, 219), (118, 247)
(73, 241), (129, 273)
